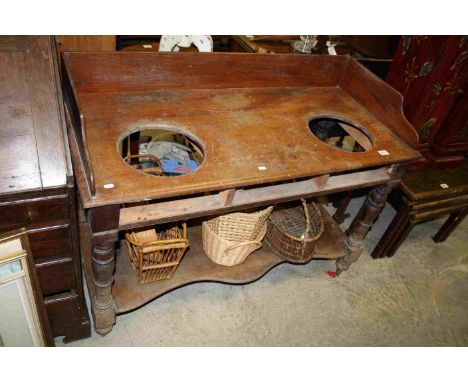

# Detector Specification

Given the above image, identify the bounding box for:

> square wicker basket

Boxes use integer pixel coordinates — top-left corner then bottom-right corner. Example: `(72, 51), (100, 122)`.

(124, 223), (189, 284)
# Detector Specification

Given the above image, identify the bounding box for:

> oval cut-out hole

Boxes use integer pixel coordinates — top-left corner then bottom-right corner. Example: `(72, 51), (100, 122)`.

(309, 117), (373, 152)
(118, 128), (204, 177)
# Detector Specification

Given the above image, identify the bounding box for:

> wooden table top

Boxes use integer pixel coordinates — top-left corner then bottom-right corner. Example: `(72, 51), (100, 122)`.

(0, 36), (70, 195)
(401, 164), (468, 201)
(63, 52), (420, 208)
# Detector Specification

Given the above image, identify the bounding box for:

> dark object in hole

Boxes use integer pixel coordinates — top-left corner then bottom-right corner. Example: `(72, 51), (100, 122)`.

(119, 128), (204, 177)
(309, 117), (373, 152)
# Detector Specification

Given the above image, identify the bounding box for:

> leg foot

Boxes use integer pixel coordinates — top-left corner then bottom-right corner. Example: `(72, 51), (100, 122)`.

(433, 207), (467, 243)
(95, 324), (114, 336)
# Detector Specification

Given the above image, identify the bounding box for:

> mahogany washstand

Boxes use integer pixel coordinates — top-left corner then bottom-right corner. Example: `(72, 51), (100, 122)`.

(62, 52), (420, 335)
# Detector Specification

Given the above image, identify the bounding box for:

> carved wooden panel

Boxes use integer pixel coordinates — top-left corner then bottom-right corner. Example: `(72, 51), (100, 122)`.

(386, 35), (467, 165)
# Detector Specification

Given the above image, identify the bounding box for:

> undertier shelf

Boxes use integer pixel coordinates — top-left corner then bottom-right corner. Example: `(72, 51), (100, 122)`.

(81, 205), (345, 314)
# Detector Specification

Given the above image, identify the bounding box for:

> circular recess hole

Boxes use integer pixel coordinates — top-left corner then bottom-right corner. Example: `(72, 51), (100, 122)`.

(308, 117), (373, 152)
(118, 128), (204, 176)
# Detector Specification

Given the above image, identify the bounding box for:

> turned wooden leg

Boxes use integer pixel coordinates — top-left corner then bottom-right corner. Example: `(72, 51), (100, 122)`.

(336, 164), (408, 274)
(91, 239), (116, 335)
(88, 205), (120, 335)
(433, 207), (467, 243)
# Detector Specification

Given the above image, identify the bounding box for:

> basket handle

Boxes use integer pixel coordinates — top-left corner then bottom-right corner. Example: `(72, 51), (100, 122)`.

(225, 239), (263, 254)
(224, 223), (267, 254)
(123, 153), (164, 175)
(301, 199), (312, 239)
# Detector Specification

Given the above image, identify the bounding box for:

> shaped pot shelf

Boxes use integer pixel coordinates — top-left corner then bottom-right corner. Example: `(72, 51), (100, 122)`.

(81, 205), (345, 314)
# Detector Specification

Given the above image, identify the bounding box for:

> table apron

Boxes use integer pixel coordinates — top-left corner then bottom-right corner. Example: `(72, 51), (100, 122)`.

(119, 167), (391, 231)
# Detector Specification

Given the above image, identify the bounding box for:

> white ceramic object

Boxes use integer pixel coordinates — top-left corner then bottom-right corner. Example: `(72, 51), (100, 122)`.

(159, 35), (213, 52)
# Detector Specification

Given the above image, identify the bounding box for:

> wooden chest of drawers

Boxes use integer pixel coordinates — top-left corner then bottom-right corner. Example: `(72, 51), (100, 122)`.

(0, 36), (90, 342)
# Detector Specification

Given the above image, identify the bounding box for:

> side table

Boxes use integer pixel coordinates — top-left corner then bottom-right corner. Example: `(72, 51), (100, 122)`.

(371, 164), (468, 258)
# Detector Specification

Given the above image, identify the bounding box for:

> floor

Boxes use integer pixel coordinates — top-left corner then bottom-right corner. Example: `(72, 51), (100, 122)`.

(58, 196), (468, 346)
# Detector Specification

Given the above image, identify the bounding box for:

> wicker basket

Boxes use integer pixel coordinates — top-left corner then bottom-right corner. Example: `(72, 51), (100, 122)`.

(124, 223), (189, 284)
(202, 206), (273, 266)
(265, 200), (324, 263)
(123, 153), (164, 176)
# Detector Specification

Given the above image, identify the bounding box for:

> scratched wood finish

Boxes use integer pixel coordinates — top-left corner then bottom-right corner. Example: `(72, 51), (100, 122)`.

(0, 36), (69, 193)
(62, 52), (419, 208)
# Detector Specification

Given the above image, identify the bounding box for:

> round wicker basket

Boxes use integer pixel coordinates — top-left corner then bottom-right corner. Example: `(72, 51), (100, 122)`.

(265, 200), (324, 263)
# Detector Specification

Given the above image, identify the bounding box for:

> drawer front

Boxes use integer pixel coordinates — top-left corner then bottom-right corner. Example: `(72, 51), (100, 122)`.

(29, 225), (72, 261)
(44, 293), (81, 337)
(36, 258), (75, 296)
(0, 195), (69, 233)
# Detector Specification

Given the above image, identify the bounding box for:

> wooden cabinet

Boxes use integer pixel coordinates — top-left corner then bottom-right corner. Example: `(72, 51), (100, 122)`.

(0, 36), (90, 342)
(386, 35), (467, 167)
(429, 88), (468, 165)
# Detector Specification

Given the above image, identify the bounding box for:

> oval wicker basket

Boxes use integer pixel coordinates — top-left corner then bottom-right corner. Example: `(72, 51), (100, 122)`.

(202, 206), (273, 266)
(265, 200), (324, 263)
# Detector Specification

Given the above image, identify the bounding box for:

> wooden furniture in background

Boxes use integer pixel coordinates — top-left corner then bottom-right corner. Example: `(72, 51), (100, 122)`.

(342, 36), (400, 59)
(0, 36), (90, 342)
(371, 164), (468, 258)
(232, 35), (400, 79)
(232, 35), (299, 54)
(62, 52), (419, 335)
(429, 87), (468, 166)
(386, 35), (467, 168)
(55, 35), (116, 74)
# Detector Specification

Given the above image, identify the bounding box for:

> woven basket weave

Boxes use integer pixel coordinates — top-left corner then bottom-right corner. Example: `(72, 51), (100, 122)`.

(124, 223), (189, 284)
(202, 206), (273, 266)
(265, 200), (324, 264)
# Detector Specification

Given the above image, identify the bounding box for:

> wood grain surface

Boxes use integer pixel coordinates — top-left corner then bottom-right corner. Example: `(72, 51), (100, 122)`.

(0, 36), (69, 193)
(62, 52), (419, 208)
